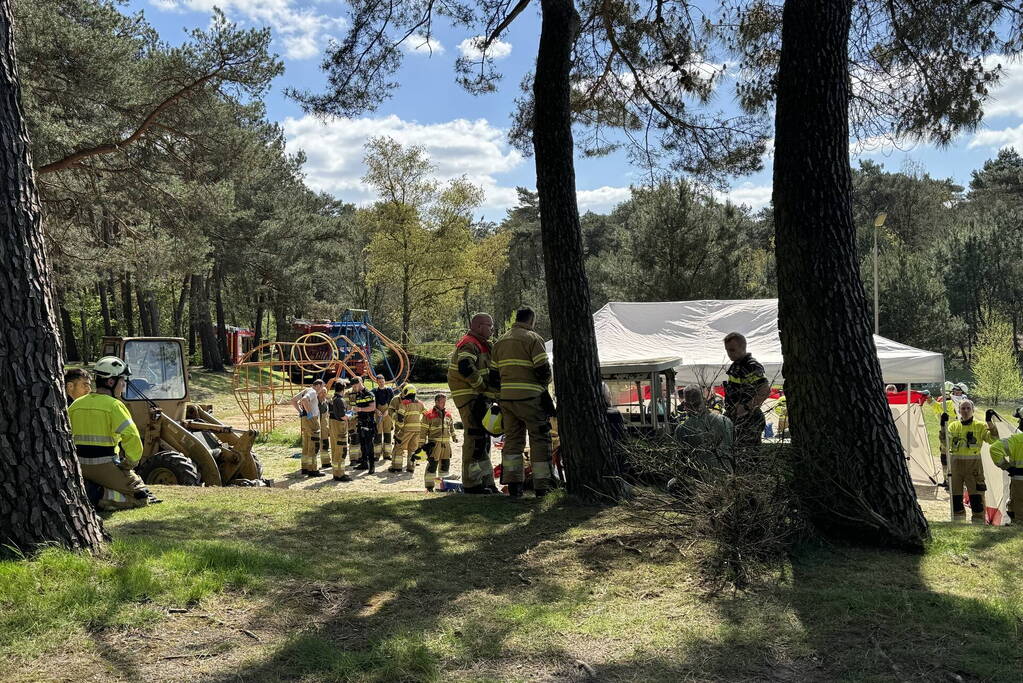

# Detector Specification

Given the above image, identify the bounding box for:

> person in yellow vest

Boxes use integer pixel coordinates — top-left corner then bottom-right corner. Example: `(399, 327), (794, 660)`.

(390, 384), (426, 473)
(327, 381), (352, 482)
(490, 307), (554, 498)
(447, 313), (498, 494)
(989, 432), (1023, 523)
(68, 356), (152, 510)
(290, 379), (325, 477)
(317, 381), (331, 469)
(421, 393), (458, 490)
(939, 400), (997, 520)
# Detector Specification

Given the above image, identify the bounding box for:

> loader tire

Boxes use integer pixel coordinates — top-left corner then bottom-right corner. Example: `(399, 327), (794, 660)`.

(137, 451), (202, 486)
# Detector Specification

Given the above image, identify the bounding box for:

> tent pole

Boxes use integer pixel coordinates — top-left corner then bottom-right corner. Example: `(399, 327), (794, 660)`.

(906, 382), (913, 482)
(940, 367), (953, 522)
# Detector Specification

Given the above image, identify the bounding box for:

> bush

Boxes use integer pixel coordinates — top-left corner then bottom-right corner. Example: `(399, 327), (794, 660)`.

(380, 342), (452, 383)
(971, 317), (1023, 405)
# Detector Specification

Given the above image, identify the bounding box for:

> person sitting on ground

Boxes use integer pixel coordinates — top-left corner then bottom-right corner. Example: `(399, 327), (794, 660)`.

(64, 368), (91, 406)
(674, 386), (734, 470)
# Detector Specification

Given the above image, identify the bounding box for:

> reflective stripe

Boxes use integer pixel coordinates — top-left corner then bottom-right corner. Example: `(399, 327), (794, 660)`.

(492, 359), (533, 368)
(501, 382), (545, 392)
(113, 419), (133, 434)
(451, 389), (477, 397)
(727, 375), (765, 384)
(78, 455), (115, 465)
(951, 453), (982, 459)
(74, 434), (117, 445)
(531, 353), (548, 365)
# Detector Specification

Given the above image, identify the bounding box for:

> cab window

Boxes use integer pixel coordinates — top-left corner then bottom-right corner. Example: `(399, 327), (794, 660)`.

(123, 340), (186, 400)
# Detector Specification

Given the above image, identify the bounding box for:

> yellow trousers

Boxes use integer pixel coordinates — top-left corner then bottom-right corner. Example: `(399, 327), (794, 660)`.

(423, 442), (452, 490)
(391, 428), (421, 470)
(301, 416), (320, 471)
(329, 419), (348, 478)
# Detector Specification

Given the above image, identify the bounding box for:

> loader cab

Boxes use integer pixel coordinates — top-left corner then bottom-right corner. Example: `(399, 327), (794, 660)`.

(100, 337), (190, 423)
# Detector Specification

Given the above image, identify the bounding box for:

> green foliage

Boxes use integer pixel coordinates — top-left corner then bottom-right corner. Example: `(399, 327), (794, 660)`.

(971, 317), (1023, 405)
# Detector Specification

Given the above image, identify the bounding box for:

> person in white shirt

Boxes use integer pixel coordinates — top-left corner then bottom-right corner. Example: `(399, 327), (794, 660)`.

(291, 379), (326, 477)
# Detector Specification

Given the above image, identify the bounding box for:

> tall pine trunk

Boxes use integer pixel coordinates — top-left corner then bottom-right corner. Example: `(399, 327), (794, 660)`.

(214, 259), (229, 363)
(0, 0), (105, 552)
(120, 273), (134, 337)
(79, 301), (92, 362)
(190, 273), (223, 371)
(254, 297), (264, 346)
(98, 280), (112, 336)
(57, 290), (80, 362)
(773, 0), (927, 549)
(533, 0), (623, 503)
(135, 286), (152, 336)
(173, 275), (188, 338)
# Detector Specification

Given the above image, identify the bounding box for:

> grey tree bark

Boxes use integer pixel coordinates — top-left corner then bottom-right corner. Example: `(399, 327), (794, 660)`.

(0, 0), (106, 552)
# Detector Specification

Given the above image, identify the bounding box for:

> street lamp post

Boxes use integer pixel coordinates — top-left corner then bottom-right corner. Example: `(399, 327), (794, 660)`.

(873, 212), (887, 336)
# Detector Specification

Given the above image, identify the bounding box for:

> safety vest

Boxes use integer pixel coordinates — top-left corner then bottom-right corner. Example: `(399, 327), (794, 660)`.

(350, 389), (376, 425)
(945, 419), (994, 458)
(67, 393), (143, 466)
(990, 433), (1023, 478)
(491, 323), (550, 400)
(396, 399), (425, 431)
(447, 333), (492, 406)
(422, 408), (455, 443)
(723, 354), (767, 411)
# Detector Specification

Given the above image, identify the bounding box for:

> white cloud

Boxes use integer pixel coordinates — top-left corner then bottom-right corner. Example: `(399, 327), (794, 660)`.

(577, 186), (632, 213)
(982, 55), (1023, 119)
(283, 114), (524, 210)
(404, 33), (445, 55)
(968, 122), (1023, 150)
(722, 183), (772, 210)
(458, 37), (513, 60)
(150, 0), (344, 60)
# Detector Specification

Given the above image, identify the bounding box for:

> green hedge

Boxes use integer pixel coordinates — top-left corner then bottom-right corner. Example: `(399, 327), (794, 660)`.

(378, 342), (452, 383)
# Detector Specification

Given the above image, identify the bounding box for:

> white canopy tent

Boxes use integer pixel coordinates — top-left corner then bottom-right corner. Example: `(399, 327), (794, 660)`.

(545, 299), (946, 488)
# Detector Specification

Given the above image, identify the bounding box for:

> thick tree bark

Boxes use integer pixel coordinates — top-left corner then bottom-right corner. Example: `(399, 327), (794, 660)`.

(533, 0), (624, 503)
(253, 297), (264, 346)
(0, 1), (105, 552)
(98, 280), (113, 336)
(120, 273), (134, 337)
(57, 292), (80, 362)
(79, 302), (92, 362)
(773, 0), (927, 549)
(214, 259), (229, 363)
(190, 273), (224, 371)
(135, 286), (152, 337)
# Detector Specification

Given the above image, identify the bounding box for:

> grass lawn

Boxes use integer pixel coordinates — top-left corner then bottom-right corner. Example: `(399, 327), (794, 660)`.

(1, 487), (1021, 682)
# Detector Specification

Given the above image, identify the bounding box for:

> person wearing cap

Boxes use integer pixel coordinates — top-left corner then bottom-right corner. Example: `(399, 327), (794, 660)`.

(988, 431), (1023, 522)
(940, 400), (997, 521)
(390, 384), (426, 473)
(68, 356), (153, 510)
(291, 379), (326, 477)
(350, 376), (378, 473)
(327, 381), (352, 482)
(421, 393), (458, 490)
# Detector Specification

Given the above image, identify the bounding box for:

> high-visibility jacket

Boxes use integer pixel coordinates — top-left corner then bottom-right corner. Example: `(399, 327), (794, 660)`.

(490, 322), (551, 401)
(67, 393), (143, 466)
(387, 395), (402, 418)
(422, 408), (456, 443)
(350, 388), (376, 426)
(941, 419), (995, 458)
(723, 353), (767, 414)
(447, 332), (493, 407)
(395, 399), (425, 432)
(989, 433), (1023, 477)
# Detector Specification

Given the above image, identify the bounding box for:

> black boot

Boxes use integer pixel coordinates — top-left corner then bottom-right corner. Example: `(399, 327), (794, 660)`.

(306, 469), (325, 478)
(534, 488), (548, 499)
(969, 494), (985, 515)
(334, 474), (352, 482)
(507, 483), (523, 498)
(353, 462), (368, 470)
(464, 485), (494, 495)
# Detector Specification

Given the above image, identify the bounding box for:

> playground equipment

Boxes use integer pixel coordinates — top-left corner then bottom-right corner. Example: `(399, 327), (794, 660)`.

(98, 336), (265, 486)
(232, 310), (410, 434)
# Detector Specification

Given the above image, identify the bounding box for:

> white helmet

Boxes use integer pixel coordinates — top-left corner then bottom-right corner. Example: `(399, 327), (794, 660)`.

(955, 382), (969, 393)
(94, 356), (131, 379)
(944, 381), (954, 392)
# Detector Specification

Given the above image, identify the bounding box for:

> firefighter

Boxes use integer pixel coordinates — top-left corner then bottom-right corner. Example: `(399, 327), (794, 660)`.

(940, 400), (997, 521)
(64, 368), (91, 406)
(422, 393), (458, 490)
(674, 386), (734, 470)
(721, 332), (771, 457)
(68, 356), (153, 510)
(318, 381), (331, 469)
(447, 313), (498, 494)
(988, 432), (1023, 522)
(372, 375), (396, 460)
(350, 377), (377, 473)
(490, 307), (554, 498)
(327, 381), (352, 482)
(390, 384), (426, 473)
(290, 379), (325, 477)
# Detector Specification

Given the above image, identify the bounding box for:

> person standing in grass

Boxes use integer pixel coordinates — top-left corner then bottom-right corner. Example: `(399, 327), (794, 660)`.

(317, 381), (331, 470)
(421, 393), (458, 491)
(327, 381), (352, 482)
(989, 431), (1023, 523)
(721, 332), (771, 458)
(350, 376), (378, 474)
(291, 379), (325, 477)
(940, 400), (997, 521)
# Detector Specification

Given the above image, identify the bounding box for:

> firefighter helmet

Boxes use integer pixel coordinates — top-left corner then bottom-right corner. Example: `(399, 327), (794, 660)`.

(93, 356), (131, 379)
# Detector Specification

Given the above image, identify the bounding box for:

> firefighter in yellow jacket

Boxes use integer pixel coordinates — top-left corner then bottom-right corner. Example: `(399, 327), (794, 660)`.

(447, 313), (498, 494)
(940, 400), (997, 520)
(390, 384), (426, 473)
(490, 308), (554, 498)
(68, 356), (152, 510)
(422, 393), (458, 490)
(989, 432), (1023, 522)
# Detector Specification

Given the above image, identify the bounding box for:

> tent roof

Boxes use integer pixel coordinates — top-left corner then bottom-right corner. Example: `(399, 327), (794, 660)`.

(546, 299), (944, 385)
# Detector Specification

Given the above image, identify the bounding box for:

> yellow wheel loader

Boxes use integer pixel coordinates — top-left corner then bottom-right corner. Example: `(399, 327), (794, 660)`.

(99, 336), (266, 487)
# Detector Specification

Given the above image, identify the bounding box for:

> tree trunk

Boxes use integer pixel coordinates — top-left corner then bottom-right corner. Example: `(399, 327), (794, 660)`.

(0, 1), (105, 552)
(173, 275), (188, 338)
(773, 0), (927, 549)
(120, 273), (134, 337)
(254, 297), (264, 346)
(79, 301), (92, 362)
(214, 259), (229, 363)
(135, 285), (152, 337)
(57, 291), (81, 362)
(401, 265), (411, 345)
(190, 273), (224, 371)
(533, 0), (623, 503)
(274, 299), (288, 341)
(98, 280), (112, 336)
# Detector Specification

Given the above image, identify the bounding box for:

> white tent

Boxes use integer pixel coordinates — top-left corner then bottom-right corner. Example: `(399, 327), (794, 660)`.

(547, 299), (944, 385)
(546, 299), (946, 488)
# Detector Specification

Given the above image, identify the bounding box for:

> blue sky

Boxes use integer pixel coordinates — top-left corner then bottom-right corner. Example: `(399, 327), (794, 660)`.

(130, 0), (1023, 220)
